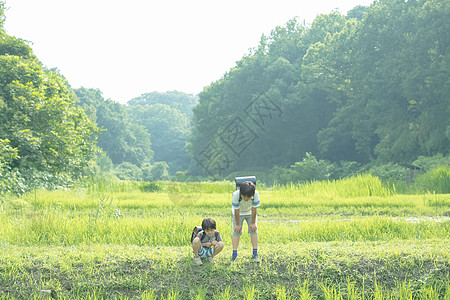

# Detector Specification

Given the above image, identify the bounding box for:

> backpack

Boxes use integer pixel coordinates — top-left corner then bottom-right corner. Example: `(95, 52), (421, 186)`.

(235, 176), (256, 202)
(190, 226), (219, 243)
(235, 176), (256, 190)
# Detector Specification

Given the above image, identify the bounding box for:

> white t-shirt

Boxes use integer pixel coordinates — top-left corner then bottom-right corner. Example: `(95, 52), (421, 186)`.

(231, 190), (260, 216)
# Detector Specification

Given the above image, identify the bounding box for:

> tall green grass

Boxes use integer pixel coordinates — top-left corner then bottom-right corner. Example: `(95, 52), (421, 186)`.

(84, 175), (235, 195)
(273, 174), (395, 198)
(0, 207), (448, 246)
(0, 241), (448, 299)
(0, 174), (449, 299)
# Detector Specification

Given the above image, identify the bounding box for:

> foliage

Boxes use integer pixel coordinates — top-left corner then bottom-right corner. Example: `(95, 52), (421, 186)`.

(128, 103), (190, 173)
(127, 90), (198, 118)
(414, 166), (450, 194)
(0, 31), (99, 194)
(289, 152), (333, 182)
(413, 153), (450, 171)
(0, 1), (4, 29)
(74, 88), (153, 167)
(114, 162), (142, 181)
(147, 161), (169, 181)
(271, 154), (364, 185)
(189, 0), (450, 176)
(367, 163), (407, 183)
(0, 138), (17, 173)
(76, 88), (193, 175)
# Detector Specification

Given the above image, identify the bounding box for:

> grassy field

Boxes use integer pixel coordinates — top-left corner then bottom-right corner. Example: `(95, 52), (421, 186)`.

(0, 175), (449, 299)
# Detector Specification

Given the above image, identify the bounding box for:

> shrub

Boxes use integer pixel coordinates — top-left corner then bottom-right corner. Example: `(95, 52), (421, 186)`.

(414, 166), (450, 194)
(115, 162), (142, 181)
(413, 154), (450, 171)
(139, 181), (163, 192)
(290, 153), (334, 183)
(367, 163), (406, 183)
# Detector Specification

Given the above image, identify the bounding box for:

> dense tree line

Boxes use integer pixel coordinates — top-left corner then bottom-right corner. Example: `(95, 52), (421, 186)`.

(189, 0), (449, 178)
(0, 0), (197, 190)
(1, 0), (449, 192)
(74, 88), (196, 180)
(127, 91), (195, 172)
(0, 6), (99, 193)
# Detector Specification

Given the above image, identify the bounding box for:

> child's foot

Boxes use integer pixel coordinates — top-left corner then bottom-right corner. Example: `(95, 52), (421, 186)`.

(207, 256), (216, 264)
(252, 254), (260, 263)
(193, 257), (203, 265)
(230, 255), (237, 263)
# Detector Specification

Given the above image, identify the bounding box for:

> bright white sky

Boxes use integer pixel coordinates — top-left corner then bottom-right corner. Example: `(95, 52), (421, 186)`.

(4, 0), (373, 104)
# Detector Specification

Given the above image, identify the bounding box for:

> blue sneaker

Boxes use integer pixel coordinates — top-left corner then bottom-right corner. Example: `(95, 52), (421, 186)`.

(230, 255), (237, 263)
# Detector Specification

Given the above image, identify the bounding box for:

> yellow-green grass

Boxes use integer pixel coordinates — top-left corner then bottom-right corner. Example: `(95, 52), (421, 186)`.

(0, 208), (449, 246)
(0, 240), (448, 299)
(15, 188), (450, 215)
(0, 174), (449, 299)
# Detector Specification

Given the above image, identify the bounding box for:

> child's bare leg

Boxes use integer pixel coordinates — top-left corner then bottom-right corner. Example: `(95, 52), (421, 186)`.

(211, 242), (224, 258)
(251, 234), (258, 250)
(232, 235), (240, 250)
(192, 237), (201, 257)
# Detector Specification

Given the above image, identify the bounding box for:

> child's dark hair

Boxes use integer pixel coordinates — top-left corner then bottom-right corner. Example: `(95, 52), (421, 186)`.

(201, 218), (216, 230)
(240, 181), (255, 197)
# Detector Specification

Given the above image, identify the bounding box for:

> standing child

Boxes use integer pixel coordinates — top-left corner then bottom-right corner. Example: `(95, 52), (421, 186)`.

(192, 218), (224, 265)
(231, 180), (260, 262)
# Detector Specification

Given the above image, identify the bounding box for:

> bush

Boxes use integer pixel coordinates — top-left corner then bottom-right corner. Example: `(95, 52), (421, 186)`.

(332, 161), (362, 179)
(367, 163), (406, 183)
(270, 153), (335, 185)
(290, 153), (334, 183)
(414, 166), (450, 194)
(139, 181), (163, 192)
(149, 162), (169, 181)
(413, 154), (450, 171)
(115, 162), (142, 181)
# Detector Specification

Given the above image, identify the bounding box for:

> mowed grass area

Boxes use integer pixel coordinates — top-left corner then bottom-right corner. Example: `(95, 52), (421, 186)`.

(0, 175), (449, 299)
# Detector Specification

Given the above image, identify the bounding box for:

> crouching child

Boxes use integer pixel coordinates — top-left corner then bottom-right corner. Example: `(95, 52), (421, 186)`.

(192, 218), (224, 265)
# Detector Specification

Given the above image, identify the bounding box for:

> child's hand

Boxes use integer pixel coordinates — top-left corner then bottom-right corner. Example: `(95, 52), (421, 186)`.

(234, 224), (242, 233)
(204, 242), (212, 248)
(250, 223), (257, 232)
(211, 241), (218, 246)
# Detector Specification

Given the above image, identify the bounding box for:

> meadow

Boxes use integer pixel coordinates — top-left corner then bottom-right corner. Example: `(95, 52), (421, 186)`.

(0, 175), (449, 299)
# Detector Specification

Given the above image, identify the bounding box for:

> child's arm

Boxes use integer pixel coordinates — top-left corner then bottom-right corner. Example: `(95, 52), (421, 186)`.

(198, 232), (212, 247)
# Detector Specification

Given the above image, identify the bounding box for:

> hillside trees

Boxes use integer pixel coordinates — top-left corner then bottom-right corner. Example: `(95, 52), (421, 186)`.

(189, 0), (449, 177)
(128, 91), (197, 118)
(317, 0), (450, 164)
(0, 29), (99, 193)
(127, 103), (190, 172)
(75, 89), (194, 176)
(74, 88), (153, 167)
(127, 91), (196, 173)
(189, 14), (353, 175)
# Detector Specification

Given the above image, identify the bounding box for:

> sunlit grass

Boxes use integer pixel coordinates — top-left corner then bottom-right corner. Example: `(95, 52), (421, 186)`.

(0, 175), (449, 299)
(273, 174), (395, 198)
(0, 241), (448, 299)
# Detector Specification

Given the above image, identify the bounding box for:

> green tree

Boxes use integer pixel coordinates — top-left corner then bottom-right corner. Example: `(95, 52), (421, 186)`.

(149, 161), (169, 181)
(128, 103), (189, 172)
(0, 2), (5, 30)
(189, 19), (307, 175)
(128, 91), (198, 118)
(74, 88), (153, 167)
(0, 50), (99, 190)
(347, 5), (369, 21)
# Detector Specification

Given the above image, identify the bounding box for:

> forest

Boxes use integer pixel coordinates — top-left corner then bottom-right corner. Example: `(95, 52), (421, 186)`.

(0, 0), (449, 195)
